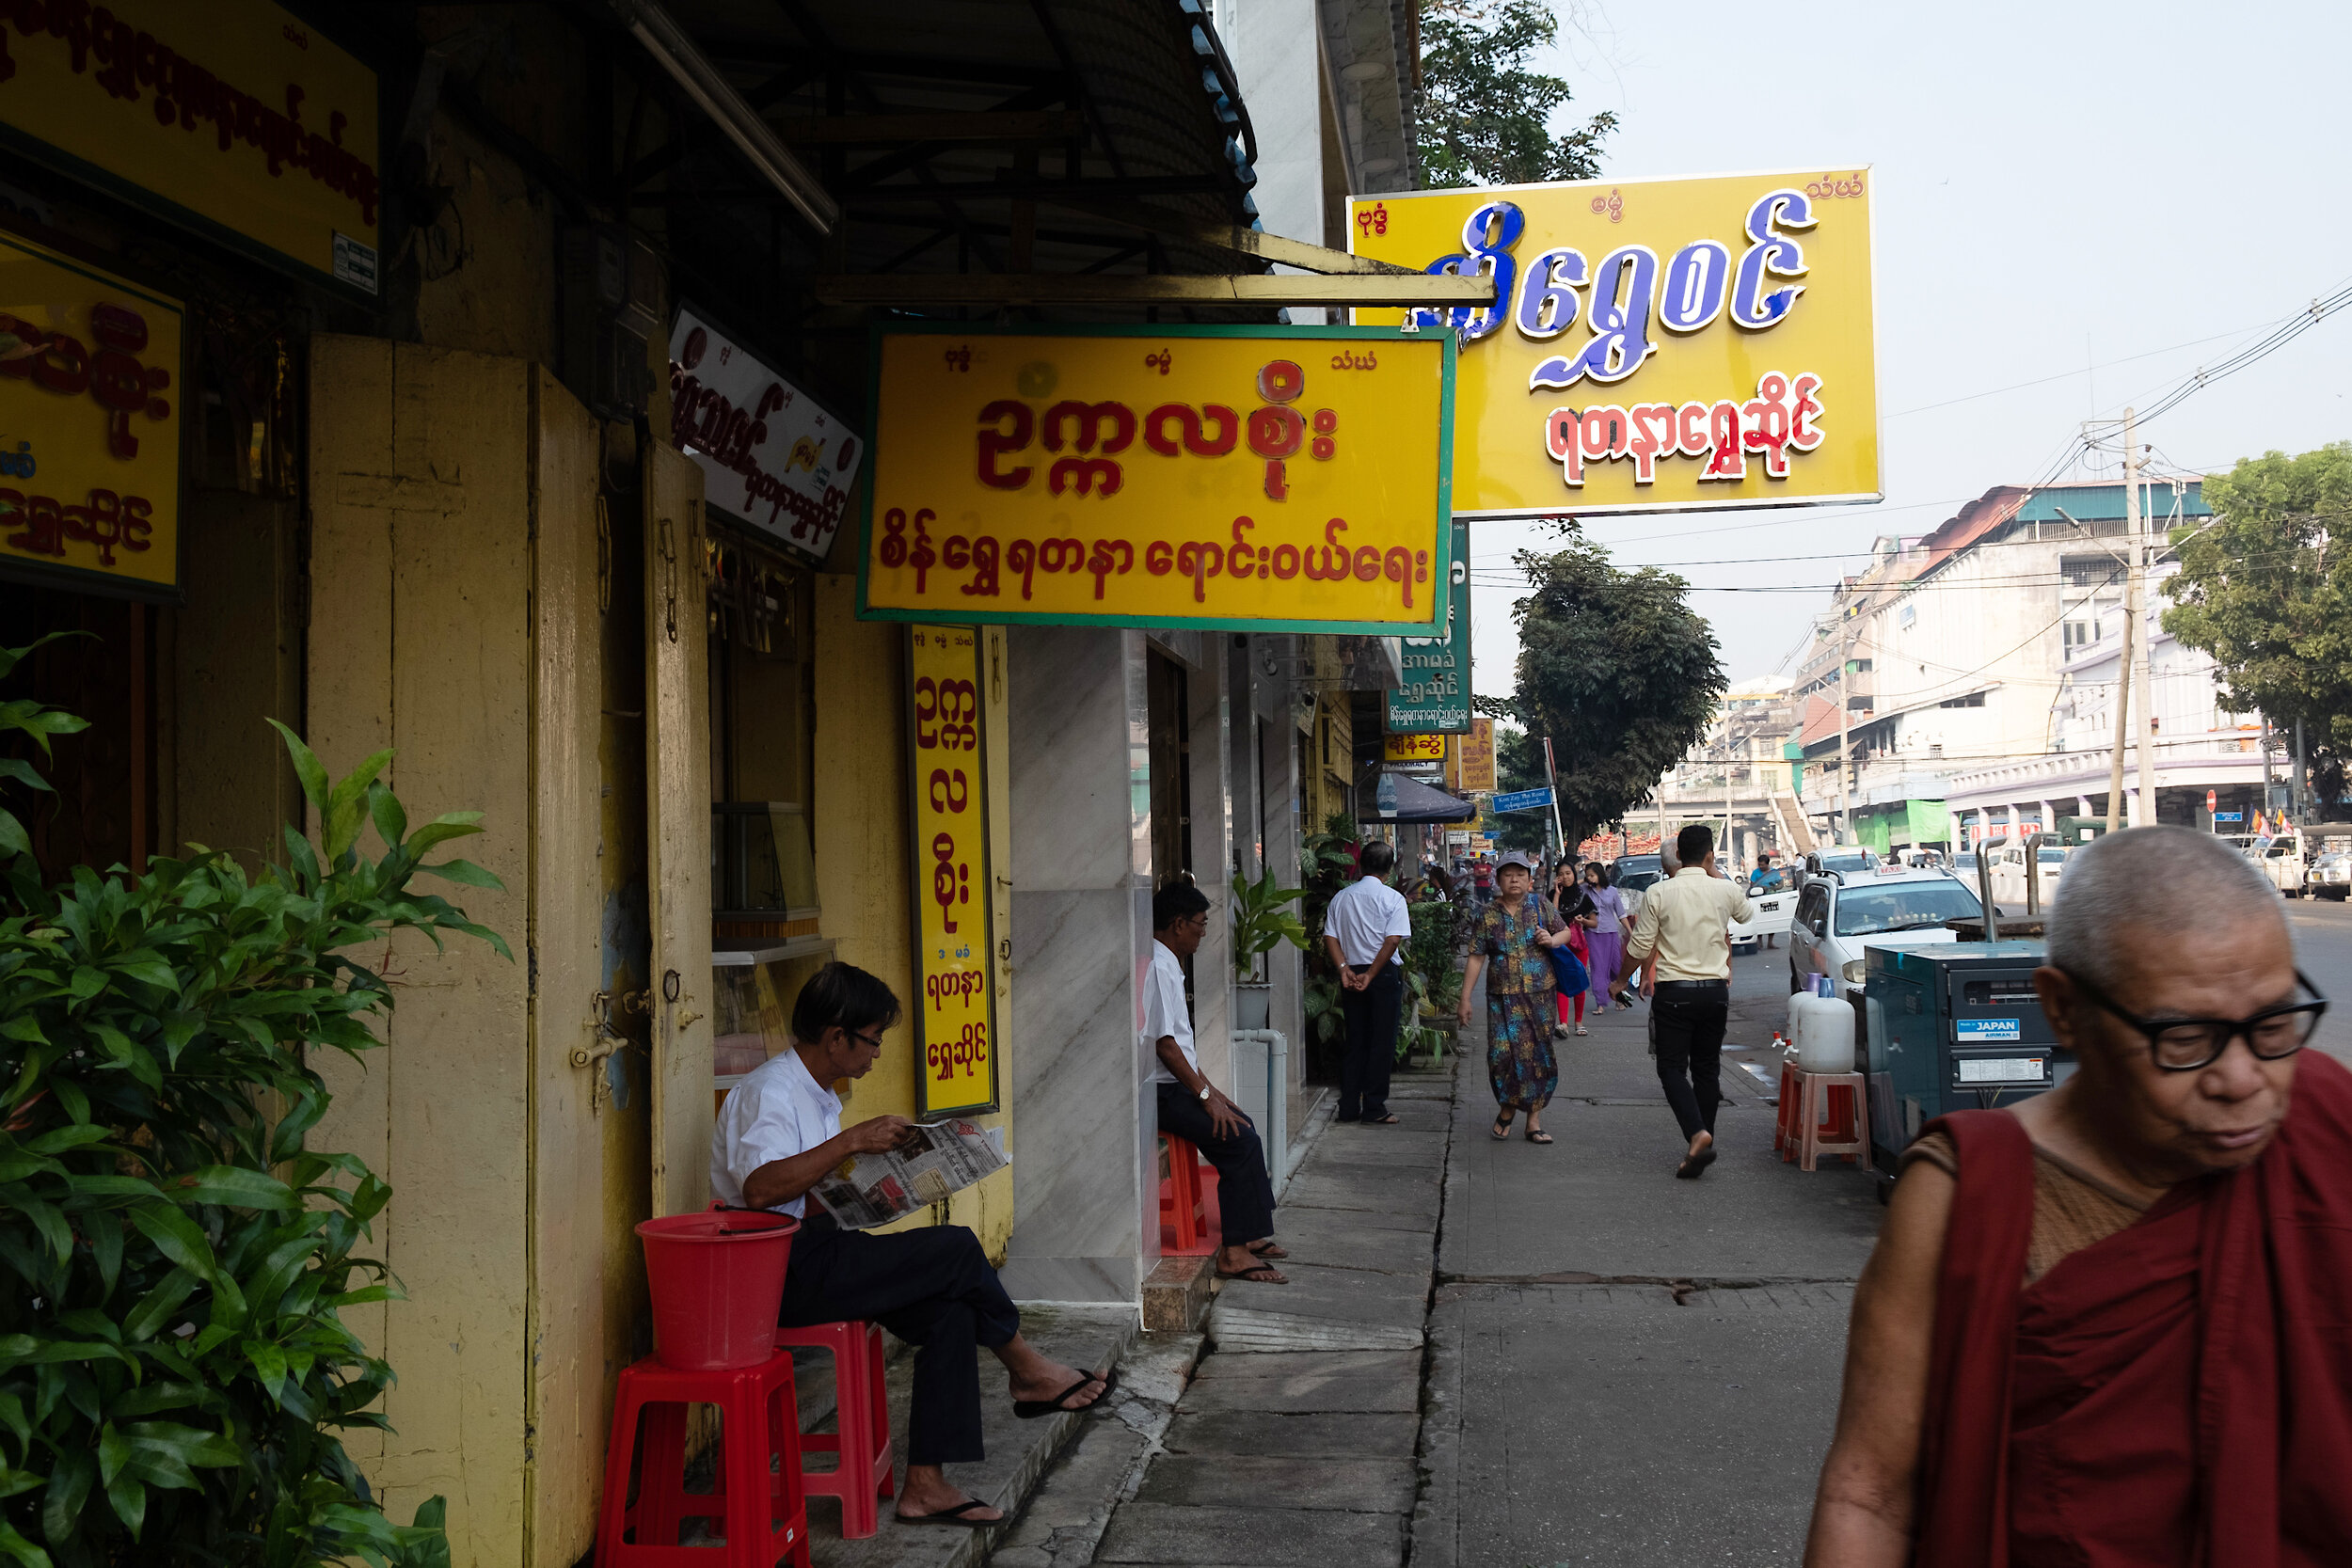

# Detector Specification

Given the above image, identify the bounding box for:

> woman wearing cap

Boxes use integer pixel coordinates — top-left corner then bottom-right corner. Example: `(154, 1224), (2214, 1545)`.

(1458, 850), (1572, 1144)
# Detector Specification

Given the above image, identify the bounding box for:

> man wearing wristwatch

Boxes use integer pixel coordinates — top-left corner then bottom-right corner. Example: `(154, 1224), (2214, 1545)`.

(1146, 880), (1287, 1286)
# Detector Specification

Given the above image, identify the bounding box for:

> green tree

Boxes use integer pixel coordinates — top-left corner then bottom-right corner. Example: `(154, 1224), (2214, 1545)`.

(2161, 443), (2352, 805)
(1482, 535), (1725, 848)
(1416, 0), (1615, 189)
(1487, 725), (1549, 852)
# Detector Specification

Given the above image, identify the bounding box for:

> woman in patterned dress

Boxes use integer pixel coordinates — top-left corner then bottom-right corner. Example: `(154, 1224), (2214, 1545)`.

(1458, 852), (1572, 1144)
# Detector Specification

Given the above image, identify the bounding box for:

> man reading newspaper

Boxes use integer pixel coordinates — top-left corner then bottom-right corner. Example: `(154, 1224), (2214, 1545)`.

(711, 962), (1114, 1528)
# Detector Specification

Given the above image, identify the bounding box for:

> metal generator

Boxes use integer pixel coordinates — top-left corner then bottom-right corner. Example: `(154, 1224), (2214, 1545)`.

(1863, 941), (2072, 1173)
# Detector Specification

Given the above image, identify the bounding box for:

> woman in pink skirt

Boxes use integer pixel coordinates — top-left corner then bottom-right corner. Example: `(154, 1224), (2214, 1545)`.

(1581, 862), (1629, 1014)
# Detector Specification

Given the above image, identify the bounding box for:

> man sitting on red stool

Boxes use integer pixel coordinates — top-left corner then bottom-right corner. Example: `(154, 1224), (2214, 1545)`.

(1147, 880), (1287, 1286)
(711, 961), (1110, 1528)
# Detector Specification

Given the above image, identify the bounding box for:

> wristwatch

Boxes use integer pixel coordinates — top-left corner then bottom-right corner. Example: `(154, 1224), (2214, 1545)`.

(1198, 1084), (1213, 1102)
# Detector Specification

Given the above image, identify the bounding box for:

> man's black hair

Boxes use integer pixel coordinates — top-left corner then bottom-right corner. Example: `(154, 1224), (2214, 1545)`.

(1359, 840), (1396, 876)
(791, 960), (902, 1045)
(1676, 823), (1714, 866)
(1152, 879), (1211, 932)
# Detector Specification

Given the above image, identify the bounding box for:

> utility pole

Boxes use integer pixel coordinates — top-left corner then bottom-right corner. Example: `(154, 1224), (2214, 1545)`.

(1836, 619), (1853, 847)
(2128, 408), (2157, 828)
(2105, 410), (2141, 834)
(1541, 736), (1566, 865)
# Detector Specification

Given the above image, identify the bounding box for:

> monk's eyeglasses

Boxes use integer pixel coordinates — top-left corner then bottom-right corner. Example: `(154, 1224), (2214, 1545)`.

(2061, 970), (2328, 1072)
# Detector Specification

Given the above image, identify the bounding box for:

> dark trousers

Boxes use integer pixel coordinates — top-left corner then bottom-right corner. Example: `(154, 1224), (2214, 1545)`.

(1650, 981), (1729, 1141)
(1156, 1083), (1277, 1246)
(1337, 963), (1402, 1120)
(777, 1215), (1019, 1466)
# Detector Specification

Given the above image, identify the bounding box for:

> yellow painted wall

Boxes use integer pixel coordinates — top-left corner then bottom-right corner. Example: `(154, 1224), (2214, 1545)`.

(809, 580), (1013, 1257)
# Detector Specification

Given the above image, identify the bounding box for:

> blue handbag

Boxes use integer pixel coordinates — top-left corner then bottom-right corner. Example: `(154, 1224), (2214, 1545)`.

(1547, 942), (1589, 996)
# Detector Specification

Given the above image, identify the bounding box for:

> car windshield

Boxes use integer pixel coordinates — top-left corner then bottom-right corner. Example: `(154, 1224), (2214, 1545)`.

(1617, 871), (1660, 893)
(1834, 881), (1983, 937)
(2038, 849), (2067, 863)
(1820, 855), (1870, 874)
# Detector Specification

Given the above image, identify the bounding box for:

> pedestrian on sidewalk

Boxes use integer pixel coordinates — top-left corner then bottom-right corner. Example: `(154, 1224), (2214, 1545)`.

(1805, 827), (2352, 1566)
(1616, 824), (1752, 1179)
(1460, 849), (1573, 1145)
(711, 961), (1111, 1527)
(1550, 861), (1595, 1037)
(1322, 840), (1413, 1125)
(1581, 862), (1630, 1016)
(1147, 881), (1289, 1286)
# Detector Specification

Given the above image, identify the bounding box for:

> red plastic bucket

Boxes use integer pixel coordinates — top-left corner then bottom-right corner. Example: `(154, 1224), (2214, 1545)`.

(636, 1208), (800, 1370)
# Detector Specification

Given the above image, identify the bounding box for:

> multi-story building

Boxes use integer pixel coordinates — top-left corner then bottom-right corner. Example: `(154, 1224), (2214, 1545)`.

(1789, 479), (2247, 852)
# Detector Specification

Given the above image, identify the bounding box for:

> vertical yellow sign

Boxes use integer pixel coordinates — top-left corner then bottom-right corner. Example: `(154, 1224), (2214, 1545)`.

(909, 625), (999, 1117)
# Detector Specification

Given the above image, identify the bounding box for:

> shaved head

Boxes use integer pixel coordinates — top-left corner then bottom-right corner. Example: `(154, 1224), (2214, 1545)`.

(2047, 826), (2284, 996)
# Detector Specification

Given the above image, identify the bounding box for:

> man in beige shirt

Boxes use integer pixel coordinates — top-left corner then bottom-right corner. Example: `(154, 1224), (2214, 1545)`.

(1617, 824), (1753, 1178)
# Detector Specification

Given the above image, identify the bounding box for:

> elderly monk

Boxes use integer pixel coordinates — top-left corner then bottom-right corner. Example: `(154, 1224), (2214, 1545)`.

(1805, 826), (2352, 1567)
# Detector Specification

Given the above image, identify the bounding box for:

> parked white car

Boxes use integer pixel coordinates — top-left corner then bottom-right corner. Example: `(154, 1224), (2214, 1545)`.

(2251, 836), (2308, 897)
(1984, 840), (2068, 916)
(1731, 866), (1796, 952)
(1788, 869), (1987, 994)
(2306, 849), (2351, 901)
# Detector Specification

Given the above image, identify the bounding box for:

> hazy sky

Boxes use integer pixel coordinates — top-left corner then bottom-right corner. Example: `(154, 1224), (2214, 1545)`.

(1465, 0), (2352, 700)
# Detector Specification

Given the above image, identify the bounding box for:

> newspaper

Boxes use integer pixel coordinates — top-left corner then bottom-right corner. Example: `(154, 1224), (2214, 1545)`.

(808, 1120), (1008, 1229)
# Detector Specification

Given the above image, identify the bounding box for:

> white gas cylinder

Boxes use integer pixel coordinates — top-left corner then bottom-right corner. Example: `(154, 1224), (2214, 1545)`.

(1795, 990), (1856, 1074)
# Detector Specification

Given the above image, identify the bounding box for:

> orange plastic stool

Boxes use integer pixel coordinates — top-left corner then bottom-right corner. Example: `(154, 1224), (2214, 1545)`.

(595, 1349), (810, 1568)
(773, 1320), (893, 1540)
(1157, 1132), (1222, 1256)
(1773, 1060), (1804, 1157)
(1792, 1071), (1871, 1173)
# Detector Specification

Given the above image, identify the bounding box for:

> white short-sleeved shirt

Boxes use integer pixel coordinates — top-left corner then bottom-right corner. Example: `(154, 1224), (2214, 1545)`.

(709, 1048), (842, 1216)
(1143, 939), (1195, 1085)
(1323, 875), (1412, 967)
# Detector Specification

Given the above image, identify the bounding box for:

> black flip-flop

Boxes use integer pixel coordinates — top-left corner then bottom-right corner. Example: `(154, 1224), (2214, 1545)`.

(896, 1498), (1000, 1527)
(1491, 1115), (1514, 1140)
(1247, 1240), (1289, 1259)
(1011, 1368), (1116, 1420)
(1216, 1260), (1287, 1284)
(1363, 1112), (1401, 1125)
(1525, 1128), (1554, 1145)
(1676, 1146), (1718, 1180)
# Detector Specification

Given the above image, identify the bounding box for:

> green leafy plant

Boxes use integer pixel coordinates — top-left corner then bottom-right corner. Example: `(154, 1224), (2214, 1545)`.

(1229, 867), (1307, 982)
(1396, 900), (1465, 1063)
(0, 638), (499, 1567)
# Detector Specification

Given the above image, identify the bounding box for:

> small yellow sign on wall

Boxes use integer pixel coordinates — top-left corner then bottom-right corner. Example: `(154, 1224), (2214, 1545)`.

(0, 0), (381, 295)
(0, 230), (182, 596)
(1384, 732), (1447, 765)
(860, 325), (1456, 634)
(908, 624), (999, 1118)
(1350, 169), (1877, 518)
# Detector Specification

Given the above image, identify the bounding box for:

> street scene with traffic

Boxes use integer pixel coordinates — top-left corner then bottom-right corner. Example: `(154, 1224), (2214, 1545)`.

(2, 2), (2348, 1566)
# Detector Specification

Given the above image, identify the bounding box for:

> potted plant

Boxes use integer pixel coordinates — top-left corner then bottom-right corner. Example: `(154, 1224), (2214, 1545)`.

(1229, 865), (1307, 1029)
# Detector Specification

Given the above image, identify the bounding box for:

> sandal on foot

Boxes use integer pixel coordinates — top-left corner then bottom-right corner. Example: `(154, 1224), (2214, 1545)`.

(1363, 1112), (1401, 1125)
(1491, 1114), (1515, 1140)
(1247, 1240), (1289, 1259)
(897, 1499), (1000, 1527)
(1675, 1146), (1718, 1180)
(1573, 1025), (1588, 1037)
(1525, 1128), (1554, 1145)
(1012, 1369), (1116, 1419)
(1216, 1260), (1287, 1284)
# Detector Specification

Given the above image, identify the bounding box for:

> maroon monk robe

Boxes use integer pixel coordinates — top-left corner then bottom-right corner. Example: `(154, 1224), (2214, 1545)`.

(1910, 1051), (2352, 1568)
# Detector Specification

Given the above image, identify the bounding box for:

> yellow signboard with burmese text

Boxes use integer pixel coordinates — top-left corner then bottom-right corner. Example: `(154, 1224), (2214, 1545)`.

(0, 230), (182, 596)
(859, 325), (1455, 634)
(0, 0), (380, 295)
(1384, 732), (1446, 765)
(908, 625), (999, 1119)
(1350, 169), (1877, 517)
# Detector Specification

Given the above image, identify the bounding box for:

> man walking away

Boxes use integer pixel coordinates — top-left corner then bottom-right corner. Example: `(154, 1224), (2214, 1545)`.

(1617, 824), (1752, 1179)
(1324, 840), (1413, 1125)
(1147, 882), (1288, 1286)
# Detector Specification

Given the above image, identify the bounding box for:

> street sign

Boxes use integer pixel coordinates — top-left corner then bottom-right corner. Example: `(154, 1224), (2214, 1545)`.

(859, 324), (1456, 634)
(2206, 789), (2218, 813)
(2214, 811), (2244, 823)
(1349, 168), (1878, 518)
(1386, 518), (1471, 733)
(1492, 786), (1554, 814)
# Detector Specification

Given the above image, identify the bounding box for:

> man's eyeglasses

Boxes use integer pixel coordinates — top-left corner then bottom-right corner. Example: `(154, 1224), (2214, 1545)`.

(2061, 969), (2328, 1072)
(848, 1028), (886, 1052)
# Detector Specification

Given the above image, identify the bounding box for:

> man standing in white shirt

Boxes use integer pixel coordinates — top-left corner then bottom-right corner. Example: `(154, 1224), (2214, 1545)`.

(712, 962), (1111, 1527)
(1147, 881), (1288, 1285)
(1322, 839), (1414, 1125)
(1616, 825), (1755, 1179)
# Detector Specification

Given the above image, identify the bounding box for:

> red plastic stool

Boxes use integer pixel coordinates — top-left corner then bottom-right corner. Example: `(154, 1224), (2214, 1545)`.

(773, 1320), (893, 1540)
(1773, 1060), (1804, 1158)
(1789, 1070), (1870, 1173)
(595, 1349), (810, 1568)
(1157, 1132), (1221, 1256)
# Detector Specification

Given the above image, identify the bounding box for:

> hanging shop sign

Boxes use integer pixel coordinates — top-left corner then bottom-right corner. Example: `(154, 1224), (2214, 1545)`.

(858, 324), (1455, 634)
(670, 306), (863, 567)
(0, 2), (380, 297)
(907, 624), (1000, 1118)
(0, 230), (182, 598)
(1383, 732), (1446, 766)
(1349, 169), (1877, 517)
(1455, 717), (1496, 794)
(1387, 518), (1470, 733)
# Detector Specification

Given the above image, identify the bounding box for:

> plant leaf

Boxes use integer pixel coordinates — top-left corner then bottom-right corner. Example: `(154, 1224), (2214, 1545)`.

(168, 1166), (298, 1212)
(323, 748), (396, 863)
(415, 859), (502, 890)
(264, 718), (331, 820)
